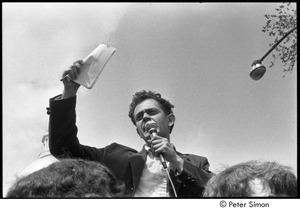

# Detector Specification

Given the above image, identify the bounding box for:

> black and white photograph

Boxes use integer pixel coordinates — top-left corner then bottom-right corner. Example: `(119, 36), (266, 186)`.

(2, 2), (298, 210)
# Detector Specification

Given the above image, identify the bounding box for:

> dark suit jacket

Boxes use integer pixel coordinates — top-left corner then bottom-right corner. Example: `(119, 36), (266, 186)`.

(48, 95), (213, 197)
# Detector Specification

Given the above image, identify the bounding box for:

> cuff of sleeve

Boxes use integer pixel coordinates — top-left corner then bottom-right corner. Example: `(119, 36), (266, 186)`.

(50, 95), (76, 105)
(48, 95), (77, 115)
(175, 167), (183, 176)
(175, 168), (189, 178)
(174, 160), (195, 183)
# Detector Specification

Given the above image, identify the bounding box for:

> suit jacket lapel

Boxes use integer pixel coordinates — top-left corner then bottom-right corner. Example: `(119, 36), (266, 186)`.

(128, 147), (147, 192)
(128, 147), (186, 196)
(168, 151), (187, 197)
(169, 168), (183, 197)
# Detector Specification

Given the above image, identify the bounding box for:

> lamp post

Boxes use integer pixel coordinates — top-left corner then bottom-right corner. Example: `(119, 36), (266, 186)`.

(250, 26), (297, 80)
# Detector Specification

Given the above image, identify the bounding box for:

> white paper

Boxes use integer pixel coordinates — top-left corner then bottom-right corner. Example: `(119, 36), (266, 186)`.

(73, 44), (116, 89)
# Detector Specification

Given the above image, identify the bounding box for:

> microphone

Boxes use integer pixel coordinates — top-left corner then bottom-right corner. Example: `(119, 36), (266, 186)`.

(148, 127), (168, 169)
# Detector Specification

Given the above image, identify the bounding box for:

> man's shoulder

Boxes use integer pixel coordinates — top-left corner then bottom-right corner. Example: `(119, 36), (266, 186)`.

(105, 142), (138, 153)
(178, 152), (208, 163)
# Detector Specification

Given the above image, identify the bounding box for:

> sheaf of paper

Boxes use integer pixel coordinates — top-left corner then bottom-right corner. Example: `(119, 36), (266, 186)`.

(73, 44), (116, 89)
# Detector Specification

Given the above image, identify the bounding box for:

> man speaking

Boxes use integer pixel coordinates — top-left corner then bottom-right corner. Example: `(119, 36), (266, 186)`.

(48, 59), (213, 197)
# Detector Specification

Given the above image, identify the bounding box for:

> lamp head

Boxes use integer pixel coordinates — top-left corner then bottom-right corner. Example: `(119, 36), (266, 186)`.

(250, 60), (266, 80)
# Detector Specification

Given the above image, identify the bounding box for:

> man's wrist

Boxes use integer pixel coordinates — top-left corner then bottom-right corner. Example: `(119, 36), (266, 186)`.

(62, 88), (77, 99)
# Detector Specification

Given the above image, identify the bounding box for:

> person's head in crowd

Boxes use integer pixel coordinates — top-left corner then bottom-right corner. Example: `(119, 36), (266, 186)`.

(203, 160), (297, 197)
(6, 159), (125, 198)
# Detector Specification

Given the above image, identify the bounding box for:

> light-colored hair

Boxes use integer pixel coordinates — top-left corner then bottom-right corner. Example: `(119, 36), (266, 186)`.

(203, 160), (297, 197)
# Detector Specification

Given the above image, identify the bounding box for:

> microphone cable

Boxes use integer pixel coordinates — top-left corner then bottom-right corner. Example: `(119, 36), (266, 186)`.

(147, 125), (178, 197)
(164, 165), (178, 197)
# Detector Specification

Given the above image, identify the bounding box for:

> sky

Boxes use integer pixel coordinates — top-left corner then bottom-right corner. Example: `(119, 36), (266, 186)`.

(2, 3), (297, 197)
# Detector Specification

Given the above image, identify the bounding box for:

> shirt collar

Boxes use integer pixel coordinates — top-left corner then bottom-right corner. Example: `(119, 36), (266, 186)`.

(143, 144), (155, 159)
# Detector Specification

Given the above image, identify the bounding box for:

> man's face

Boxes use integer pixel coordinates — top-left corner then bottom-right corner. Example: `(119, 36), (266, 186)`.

(133, 99), (173, 144)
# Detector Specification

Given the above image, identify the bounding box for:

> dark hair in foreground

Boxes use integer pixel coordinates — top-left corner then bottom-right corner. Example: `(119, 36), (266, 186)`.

(6, 159), (125, 198)
(129, 90), (175, 132)
(203, 160), (297, 197)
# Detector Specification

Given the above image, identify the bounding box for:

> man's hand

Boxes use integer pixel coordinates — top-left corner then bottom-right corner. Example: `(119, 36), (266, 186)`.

(151, 135), (184, 171)
(61, 60), (84, 99)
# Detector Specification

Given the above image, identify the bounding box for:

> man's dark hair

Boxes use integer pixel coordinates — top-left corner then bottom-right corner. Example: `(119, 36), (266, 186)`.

(202, 160), (297, 197)
(6, 159), (125, 198)
(128, 90), (175, 132)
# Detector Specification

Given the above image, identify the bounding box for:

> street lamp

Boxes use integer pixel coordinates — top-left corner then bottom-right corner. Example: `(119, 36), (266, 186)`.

(250, 26), (297, 80)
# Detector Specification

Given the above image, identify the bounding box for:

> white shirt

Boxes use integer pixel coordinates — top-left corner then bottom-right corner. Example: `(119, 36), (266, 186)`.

(134, 146), (169, 197)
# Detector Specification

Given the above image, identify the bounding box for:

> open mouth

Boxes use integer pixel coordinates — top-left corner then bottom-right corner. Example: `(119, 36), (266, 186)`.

(143, 122), (158, 134)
